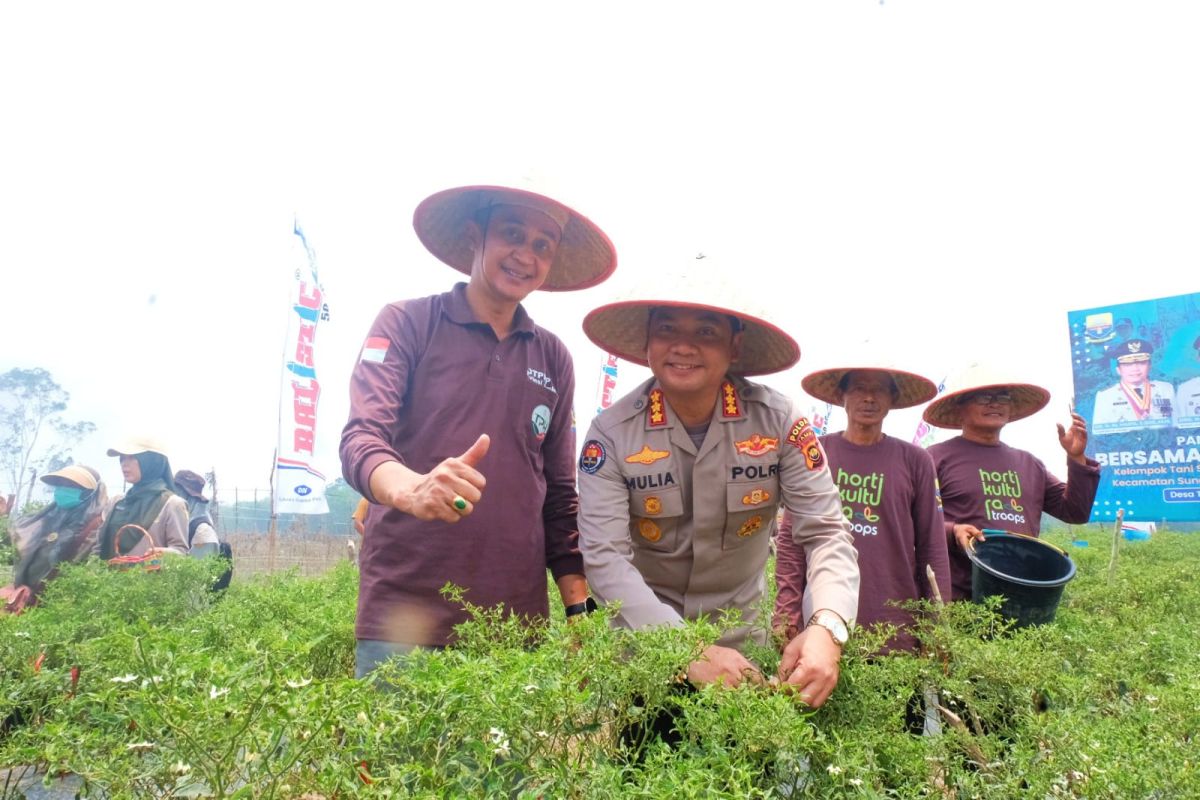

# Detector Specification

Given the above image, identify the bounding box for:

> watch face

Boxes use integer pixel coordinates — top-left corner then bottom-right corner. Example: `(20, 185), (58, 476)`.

(813, 612), (848, 644)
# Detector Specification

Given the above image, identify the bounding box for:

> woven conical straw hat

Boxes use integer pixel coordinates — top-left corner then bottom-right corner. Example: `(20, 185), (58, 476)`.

(921, 363), (1050, 429)
(413, 179), (616, 292)
(802, 362), (937, 409)
(582, 254), (800, 376)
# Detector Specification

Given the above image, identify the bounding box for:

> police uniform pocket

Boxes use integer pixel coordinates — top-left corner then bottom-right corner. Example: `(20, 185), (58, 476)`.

(722, 481), (777, 551)
(629, 485), (683, 552)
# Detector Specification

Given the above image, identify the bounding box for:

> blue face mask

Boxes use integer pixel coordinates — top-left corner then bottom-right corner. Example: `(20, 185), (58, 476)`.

(54, 486), (87, 509)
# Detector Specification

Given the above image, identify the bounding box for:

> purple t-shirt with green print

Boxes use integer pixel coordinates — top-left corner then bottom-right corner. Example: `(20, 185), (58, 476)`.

(927, 436), (1100, 601)
(775, 433), (949, 653)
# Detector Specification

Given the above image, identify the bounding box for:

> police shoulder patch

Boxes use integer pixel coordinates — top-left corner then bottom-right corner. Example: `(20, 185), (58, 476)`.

(579, 440), (607, 474)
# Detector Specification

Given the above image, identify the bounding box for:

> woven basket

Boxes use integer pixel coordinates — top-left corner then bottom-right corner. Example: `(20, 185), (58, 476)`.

(107, 524), (163, 572)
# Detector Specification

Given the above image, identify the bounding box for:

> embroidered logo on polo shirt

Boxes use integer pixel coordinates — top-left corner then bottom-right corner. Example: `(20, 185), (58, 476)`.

(360, 336), (389, 364)
(647, 389), (667, 427)
(625, 445), (670, 465)
(721, 381), (742, 418)
(579, 440), (607, 474)
(741, 488), (771, 506)
(531, 404), (551, 440)
(526, 368), (557, 394)
(737, 515), (763, 537)
(734, 434), (778, 457)
(644, 496), (662, 515)
(638, 519), (663, 542)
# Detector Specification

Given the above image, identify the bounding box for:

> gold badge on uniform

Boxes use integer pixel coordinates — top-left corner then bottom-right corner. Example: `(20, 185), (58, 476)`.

(721, 381), (742, 418)
(638, 518), (663, 542)
(734, 434), (778, 456)
(737, 515), (763, 538)
(741, 488), (770, 506)
(644, 496), (663, 515)
(626, 445), (670, 465)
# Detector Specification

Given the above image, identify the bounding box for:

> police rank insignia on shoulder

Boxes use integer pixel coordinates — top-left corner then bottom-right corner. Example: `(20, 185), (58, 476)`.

(647, 389), (667, 427)
(638, 518), (662, 542)
(737, 515), (763, 537)
(626, 445), (670, 465)
(721, 381), (742, 418)
(785, 417), (825, 471)
(734, 434), (778, 457)
(579, 440), (607, 474)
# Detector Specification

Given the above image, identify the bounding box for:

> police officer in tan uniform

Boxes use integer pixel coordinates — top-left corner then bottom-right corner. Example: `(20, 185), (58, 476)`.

(577, 265), (859, 707)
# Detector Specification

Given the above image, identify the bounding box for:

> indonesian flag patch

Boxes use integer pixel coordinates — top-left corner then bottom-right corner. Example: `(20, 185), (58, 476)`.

(360, 336), (389, 364)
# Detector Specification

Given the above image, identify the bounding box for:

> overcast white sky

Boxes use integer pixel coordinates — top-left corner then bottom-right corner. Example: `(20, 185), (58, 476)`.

(2, 1), (1198, 503)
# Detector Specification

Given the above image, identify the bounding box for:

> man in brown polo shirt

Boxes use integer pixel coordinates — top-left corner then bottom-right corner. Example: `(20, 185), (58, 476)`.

(340, 183), (616, 677)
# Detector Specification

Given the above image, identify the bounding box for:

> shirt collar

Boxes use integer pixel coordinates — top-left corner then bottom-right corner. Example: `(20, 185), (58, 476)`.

(442, 282), (537, 336)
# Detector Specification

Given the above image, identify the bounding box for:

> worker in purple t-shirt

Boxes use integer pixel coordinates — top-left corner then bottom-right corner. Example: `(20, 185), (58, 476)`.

(775, 365), (951, 653)
(340, 183), (616, 677)
(922, 367), (1100, 601)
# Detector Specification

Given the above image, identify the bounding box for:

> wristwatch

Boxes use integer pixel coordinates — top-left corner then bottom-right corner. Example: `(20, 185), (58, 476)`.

(806, 609), (849, 646)
(565, 597), (598, 618)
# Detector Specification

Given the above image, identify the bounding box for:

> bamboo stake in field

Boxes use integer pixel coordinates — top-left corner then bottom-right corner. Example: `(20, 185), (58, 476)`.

(1107, 508), (1124, 585)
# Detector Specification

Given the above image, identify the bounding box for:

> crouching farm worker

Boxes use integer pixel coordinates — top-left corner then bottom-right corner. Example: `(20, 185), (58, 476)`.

(340, 181), (616, 678)
(576, 261), (859, 711)
(2, 466), (107, 613)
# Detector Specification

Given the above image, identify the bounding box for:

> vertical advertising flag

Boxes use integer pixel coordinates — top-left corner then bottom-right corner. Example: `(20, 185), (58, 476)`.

(595, 353), (619, 417)
(1068, 291), (1200, 522)
(274, 221), (330, 514)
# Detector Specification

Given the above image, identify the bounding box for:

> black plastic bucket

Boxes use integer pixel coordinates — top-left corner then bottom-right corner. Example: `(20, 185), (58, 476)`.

(966, 531), (1076, 627)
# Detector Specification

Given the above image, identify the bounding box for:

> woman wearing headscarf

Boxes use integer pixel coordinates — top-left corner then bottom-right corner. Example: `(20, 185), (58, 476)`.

(95, 437), (190, 559)
(2, 465), (108, 613)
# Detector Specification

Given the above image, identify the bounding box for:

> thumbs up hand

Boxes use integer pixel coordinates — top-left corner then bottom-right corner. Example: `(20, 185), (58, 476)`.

(370, 434), (491, 523)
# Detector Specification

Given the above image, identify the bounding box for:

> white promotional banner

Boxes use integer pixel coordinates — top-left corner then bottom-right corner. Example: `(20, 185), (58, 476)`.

(273, 221), (330, 514)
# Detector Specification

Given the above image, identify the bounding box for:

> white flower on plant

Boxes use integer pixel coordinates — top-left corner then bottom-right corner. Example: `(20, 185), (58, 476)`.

(849, 778), (863, 787)
(286, 677), (313, 689)
(126, 742), (155, 752)
(489, 726), (511, 757)
(523, 684), (538, 693)
(14, 631), (30, 638)
(244, 751), (260, 763)
(826, 765), (843, 775)
(171, 761), (191, 775)
(111, 674), (138, 684)
(536, 731), (549, 739)
(1145, 694), (1159, 703)
(209, 685), (230, 700)
(357, 711), (369, 724)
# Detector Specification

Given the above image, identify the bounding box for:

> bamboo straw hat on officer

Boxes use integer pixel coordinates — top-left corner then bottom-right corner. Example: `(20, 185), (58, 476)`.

(582, 253), (801, 376)
(921, 363), (1051, 429)
(802, 358), (938, 409)
(413, 177), (617, 292)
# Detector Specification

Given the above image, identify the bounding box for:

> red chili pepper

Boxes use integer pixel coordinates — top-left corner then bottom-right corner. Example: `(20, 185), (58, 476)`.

(69, 666), (81, 696)
(32, 652), (45, 673)
(357, 760), (373, 784)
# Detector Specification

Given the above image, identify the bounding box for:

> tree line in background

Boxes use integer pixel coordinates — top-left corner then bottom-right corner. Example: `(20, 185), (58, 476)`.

(0, 367), (361, 537)
(0, 368), (95, 512)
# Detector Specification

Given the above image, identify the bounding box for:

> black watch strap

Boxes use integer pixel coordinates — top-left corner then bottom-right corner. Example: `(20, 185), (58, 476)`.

(565, 597), (598, 617)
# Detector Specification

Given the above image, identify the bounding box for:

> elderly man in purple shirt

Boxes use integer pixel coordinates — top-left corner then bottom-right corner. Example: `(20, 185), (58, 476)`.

(340, 183), (616, 676)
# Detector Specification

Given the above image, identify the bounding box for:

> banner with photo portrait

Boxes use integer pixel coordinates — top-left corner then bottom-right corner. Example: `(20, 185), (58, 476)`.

(1068, 292), (1200, 523)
